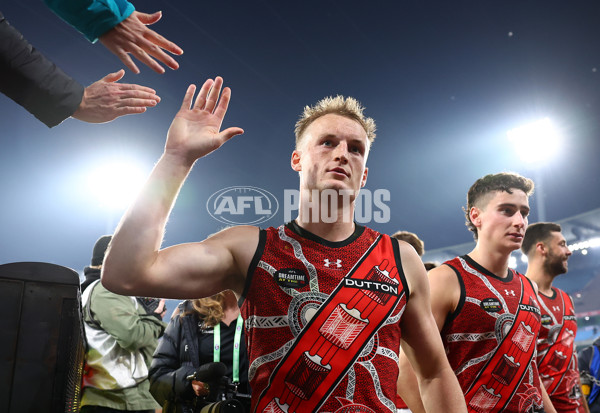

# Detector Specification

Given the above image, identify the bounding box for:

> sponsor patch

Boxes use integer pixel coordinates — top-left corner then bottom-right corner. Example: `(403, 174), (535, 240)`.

(275, 268), (308, 289)
(481, 297), (502, 313)
(343, 278), (399, 296)
(541, 314), (553, 326)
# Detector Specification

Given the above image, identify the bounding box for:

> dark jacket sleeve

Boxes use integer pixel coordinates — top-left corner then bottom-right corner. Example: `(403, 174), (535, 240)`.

(579, 346), (593, 373)
(149, 312), (197, 408)
(0, 12), (84, 127)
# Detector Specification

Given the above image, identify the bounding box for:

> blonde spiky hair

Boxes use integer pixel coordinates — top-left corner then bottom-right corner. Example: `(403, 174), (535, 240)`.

(294, 95), (376, 149)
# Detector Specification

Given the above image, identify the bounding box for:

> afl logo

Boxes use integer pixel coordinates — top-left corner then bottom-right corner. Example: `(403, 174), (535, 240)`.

(206, 186), (279, 225)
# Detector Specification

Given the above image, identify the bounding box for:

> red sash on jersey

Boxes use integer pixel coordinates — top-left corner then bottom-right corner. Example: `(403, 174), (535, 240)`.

(255, 235), (405, 413)
(464, 275), (542, 413)
(538, 289), (576, 396)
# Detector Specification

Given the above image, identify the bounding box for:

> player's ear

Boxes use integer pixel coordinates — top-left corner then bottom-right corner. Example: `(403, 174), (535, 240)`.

(291, 150), (302, 172)
(536, 241), (547, 256)
(470, 206), (481, 228)
(360, 167), (368, 187)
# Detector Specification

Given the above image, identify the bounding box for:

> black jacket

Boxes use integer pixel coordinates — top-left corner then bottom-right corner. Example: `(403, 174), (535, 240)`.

(149, 301), (250, 413)
(0, 12), (83, 127)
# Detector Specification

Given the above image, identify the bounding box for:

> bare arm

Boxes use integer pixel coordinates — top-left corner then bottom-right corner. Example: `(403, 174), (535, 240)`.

(397, 244), (466, 413)
(540, 382), (557, 413)
(102, 77), (246, 299)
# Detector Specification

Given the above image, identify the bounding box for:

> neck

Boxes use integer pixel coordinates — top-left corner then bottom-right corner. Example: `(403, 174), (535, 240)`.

(296, 189), (356, 241)
(525, 262), (554, 295)
(468, 244), (513, 278)
(221, 291), (240, 326)
(222, 290), (239, 311)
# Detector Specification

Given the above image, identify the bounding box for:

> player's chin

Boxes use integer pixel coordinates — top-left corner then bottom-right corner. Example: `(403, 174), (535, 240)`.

(504, 239), (523, 252)
(320, 181), (353, 192)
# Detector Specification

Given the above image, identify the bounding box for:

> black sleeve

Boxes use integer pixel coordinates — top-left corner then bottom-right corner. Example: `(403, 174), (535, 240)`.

(0, 12), (84, 127)
(149, 314), (197, 406)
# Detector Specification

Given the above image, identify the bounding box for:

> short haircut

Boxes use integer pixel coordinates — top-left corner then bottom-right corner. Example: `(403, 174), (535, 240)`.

(391, 230), (425, 257)
(294, 95), (376, 150)
(521, 222), (563, 256)
(464, 172), (535, 240)
(424, 262), (438, 271)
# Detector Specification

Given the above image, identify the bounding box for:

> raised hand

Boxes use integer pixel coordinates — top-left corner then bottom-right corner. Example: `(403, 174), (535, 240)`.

(72, 69), (160, 123)
(99, 11), (183, 74)
(166, 77), (244, 166)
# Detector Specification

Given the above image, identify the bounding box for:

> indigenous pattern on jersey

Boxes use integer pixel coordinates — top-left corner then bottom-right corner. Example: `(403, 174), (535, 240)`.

(240, 222), (409, 413)
(442, 256), (544, 413)
(537, 287), (585, 412)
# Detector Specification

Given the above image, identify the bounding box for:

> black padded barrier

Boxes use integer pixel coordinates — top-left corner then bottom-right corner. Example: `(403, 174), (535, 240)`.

(0, 262), (84, 413)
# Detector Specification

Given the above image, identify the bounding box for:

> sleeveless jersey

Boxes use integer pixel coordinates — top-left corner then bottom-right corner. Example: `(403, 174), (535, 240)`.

(442, 256), (544, 413)
(240, 222), (409, 413)
(537, 287), (585, 412)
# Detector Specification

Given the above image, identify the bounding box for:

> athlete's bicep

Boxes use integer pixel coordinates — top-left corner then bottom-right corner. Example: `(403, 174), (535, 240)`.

(146, 225), (259, 299)
(428, 265), (461, 331)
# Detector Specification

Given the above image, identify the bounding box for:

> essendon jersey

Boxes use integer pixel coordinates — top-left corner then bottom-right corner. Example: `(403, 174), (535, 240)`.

(442, 256), (544, 413)
(240, 222), (408, 413)
(537, 288), (585, 412)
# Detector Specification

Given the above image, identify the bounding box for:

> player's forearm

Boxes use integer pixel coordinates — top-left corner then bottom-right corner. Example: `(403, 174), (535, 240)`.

(540, 381), (558, 413)
(102, 152), (193, 294)
(397, 354), (426, 413)
(419, 368), (467, 413)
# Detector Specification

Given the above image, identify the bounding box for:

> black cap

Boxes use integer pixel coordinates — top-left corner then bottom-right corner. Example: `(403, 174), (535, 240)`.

(91, 235), (112, 266)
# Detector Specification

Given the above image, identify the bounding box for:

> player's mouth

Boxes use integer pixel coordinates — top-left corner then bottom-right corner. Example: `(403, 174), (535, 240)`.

(508, 232), (523, 241)
(328, 167), (349, 178)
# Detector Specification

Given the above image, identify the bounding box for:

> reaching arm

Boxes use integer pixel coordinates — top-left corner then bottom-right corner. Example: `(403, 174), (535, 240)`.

(0, 12), (83, 127)
(396, 243), (466, 413)
(102, 77), (247, 299)
(0, 13), (159, 126)
(45, 1), (183, 73)
(44, 0), (134, 42)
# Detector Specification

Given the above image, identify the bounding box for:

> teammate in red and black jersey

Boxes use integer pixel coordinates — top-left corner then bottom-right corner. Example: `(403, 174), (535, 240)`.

(523, 222), (590, 413)
(398, 172), (558, 413)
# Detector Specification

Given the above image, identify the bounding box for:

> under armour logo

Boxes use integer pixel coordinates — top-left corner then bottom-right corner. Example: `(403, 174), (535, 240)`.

(552, 306), (560, 312)
(505, 290), (515, 296)
(324, 259), (342, 268)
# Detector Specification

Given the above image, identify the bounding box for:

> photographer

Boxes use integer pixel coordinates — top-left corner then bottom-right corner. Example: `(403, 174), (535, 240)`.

(149, 290), (250, 413)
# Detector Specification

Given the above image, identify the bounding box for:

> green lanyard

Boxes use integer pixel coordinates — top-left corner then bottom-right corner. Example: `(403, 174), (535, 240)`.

(213, 315), (243, 383)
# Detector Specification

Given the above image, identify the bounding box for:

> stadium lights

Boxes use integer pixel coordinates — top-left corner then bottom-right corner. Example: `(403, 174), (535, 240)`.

(568, 237), (600, 252)
(87, 160), (147, 211)
(507, 118), (561, 164)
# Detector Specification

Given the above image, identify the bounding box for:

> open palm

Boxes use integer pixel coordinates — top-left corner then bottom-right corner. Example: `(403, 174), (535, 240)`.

(166, 77), (244, 165)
